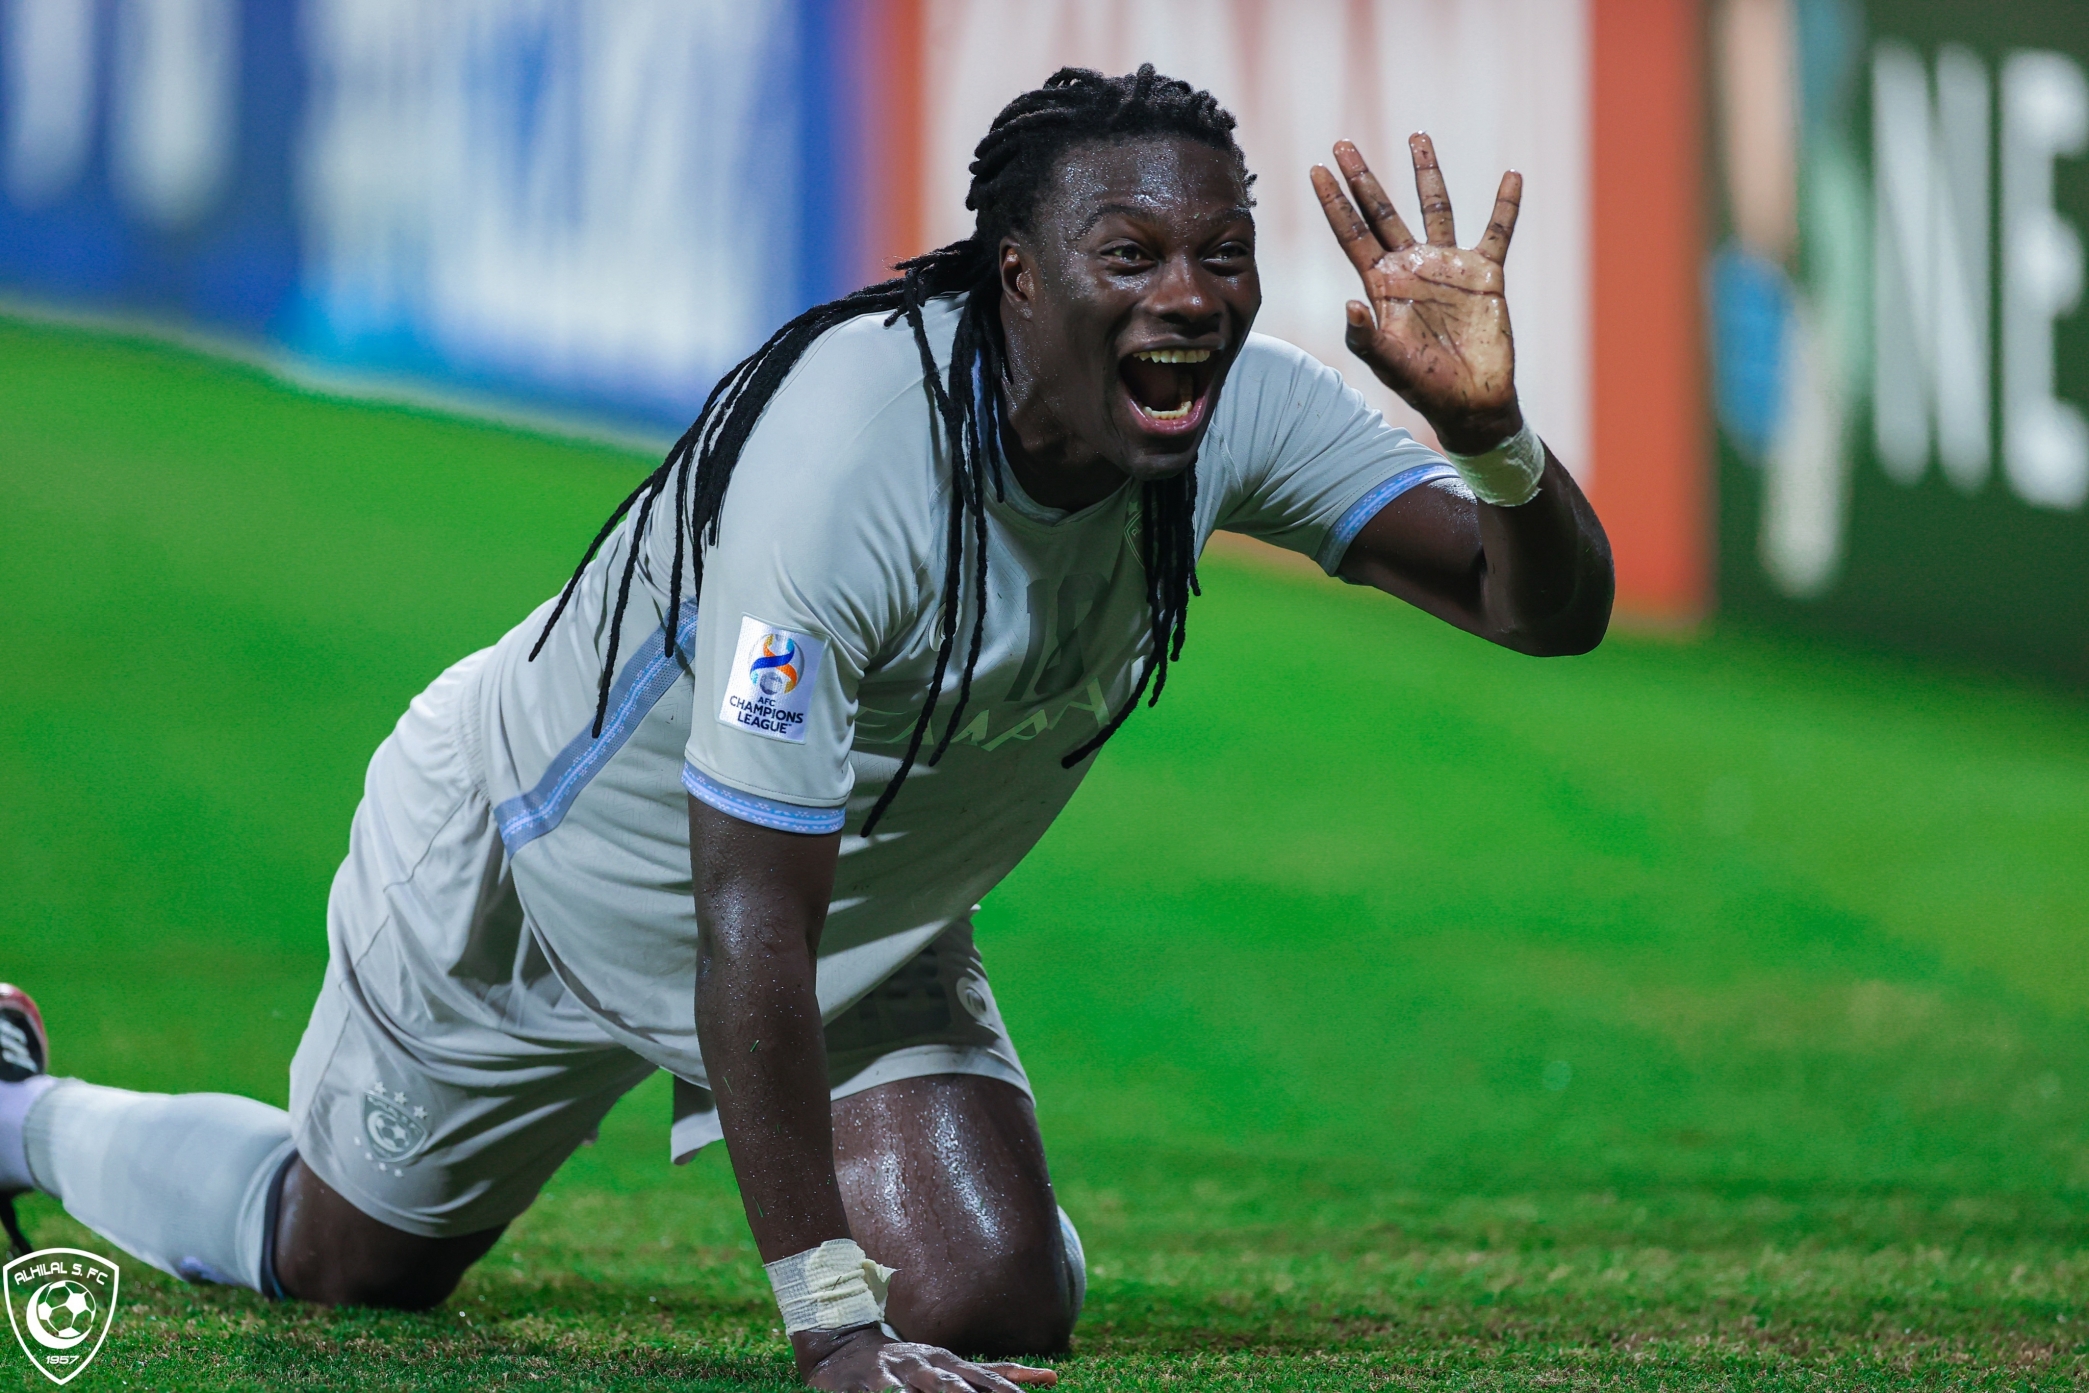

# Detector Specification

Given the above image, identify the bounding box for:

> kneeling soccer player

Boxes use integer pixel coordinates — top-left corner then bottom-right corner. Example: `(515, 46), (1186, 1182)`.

(1, 67), (1611, 1391)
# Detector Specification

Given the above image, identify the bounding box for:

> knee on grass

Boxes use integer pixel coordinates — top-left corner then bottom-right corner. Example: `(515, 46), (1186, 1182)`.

(279, 1247), (478, 1311)
(271, 1159), (503, 1311)
(890, 1251), (1075, 1357)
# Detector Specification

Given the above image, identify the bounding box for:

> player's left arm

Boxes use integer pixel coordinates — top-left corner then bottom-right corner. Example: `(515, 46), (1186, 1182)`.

(1311, 136), (1614, 657)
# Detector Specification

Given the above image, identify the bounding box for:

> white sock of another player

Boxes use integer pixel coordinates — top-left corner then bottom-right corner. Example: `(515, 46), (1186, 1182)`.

(21, 1080), (294, 1291)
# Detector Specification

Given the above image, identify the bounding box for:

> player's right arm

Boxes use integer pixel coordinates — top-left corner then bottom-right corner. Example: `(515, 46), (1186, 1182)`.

(690, 800), (1051, 1392)
(681, 317), (1053, 1391)
(688, 797), (846, 1259)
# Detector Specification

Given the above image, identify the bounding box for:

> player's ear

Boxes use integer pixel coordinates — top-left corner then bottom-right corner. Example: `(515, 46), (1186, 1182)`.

(998, 240), (1035, 317)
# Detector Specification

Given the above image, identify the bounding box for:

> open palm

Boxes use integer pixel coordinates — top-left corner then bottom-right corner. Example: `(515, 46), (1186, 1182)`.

(1310, 135), (1523, 455)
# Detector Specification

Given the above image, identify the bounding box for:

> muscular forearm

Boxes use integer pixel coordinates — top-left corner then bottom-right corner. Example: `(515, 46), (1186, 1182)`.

(688, 799), (849, 1262)
(696, 932), (849, 1258)
(1469, 444), (1613, 655)
(1339, 438), (1613, 656)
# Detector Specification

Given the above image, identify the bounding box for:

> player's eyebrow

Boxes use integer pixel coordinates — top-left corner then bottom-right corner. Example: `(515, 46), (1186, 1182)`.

(1077, 202), (1255, 237)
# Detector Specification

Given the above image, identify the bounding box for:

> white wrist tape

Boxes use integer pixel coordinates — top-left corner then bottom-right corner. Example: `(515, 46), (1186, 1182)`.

(1442, 419), (1546, 506)
(764, 1239), (896, 1334)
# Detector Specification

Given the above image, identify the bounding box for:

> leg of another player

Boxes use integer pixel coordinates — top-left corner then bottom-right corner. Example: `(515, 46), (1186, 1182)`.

(833, 1075), (1075, 1355)
(271, 1159), (504, 1309)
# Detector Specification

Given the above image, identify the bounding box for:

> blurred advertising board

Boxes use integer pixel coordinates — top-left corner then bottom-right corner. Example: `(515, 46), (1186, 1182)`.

(1712, 0), (2089, 685)
(1, 0), (1709, 624)
(0, 0), (876, 435)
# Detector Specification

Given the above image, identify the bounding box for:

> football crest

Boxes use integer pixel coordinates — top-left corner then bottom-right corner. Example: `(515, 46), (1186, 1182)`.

(5, 1247), (119, 1386)
(362, 1084), (429, 1163)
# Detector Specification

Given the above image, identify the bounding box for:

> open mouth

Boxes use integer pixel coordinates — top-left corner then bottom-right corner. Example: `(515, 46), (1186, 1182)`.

(1119, 347), (1219, 433)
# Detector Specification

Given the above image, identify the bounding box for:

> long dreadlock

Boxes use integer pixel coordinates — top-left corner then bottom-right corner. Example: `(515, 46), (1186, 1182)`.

(533, 65), (1251, 834)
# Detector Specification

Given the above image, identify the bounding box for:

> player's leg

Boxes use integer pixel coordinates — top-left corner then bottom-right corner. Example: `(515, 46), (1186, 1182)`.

(7, 1069), (500, 1306)
(4, 875), (648, 1308)
(6, 977), (634, 1310)
(833, 1073), (1077, 1355)
(1, 981), (297, 1289)
(6, 652), (648, 1306)
(269, 647), (657, 1307)
(270, 1157), (503, 1308)
(270, 923), (654, 1308)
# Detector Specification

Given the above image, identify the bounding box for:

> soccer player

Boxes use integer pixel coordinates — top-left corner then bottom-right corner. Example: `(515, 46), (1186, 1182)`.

(1, 67), (1610, 1391)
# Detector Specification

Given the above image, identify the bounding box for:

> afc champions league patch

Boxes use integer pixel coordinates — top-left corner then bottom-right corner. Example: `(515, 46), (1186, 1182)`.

(720, 615), (825, 744)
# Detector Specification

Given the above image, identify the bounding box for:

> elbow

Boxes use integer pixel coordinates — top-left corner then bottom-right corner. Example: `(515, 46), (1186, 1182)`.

(1530, 620), (1608, 657)
(1513, 577), (1614, 657)
(1545, 553), (1618, 655)
(1515, 619), (1607, 658)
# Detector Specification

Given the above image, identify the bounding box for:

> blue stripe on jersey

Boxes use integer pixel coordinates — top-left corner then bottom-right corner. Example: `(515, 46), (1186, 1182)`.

(1319, 461), (1463, 572)
(496, 600), (702, 854)
(683, 763), (847, 835)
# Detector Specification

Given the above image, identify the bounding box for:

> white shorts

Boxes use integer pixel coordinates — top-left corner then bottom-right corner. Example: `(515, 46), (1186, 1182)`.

(288, 654), (1031, 1238)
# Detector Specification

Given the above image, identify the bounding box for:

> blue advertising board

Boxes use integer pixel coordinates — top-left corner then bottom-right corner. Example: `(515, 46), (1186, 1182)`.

(0, 0), (867, 435)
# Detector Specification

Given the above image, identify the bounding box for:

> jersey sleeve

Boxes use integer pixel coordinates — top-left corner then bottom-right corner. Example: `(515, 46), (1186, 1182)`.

(1210, 335), (1461, 574)
(681, 344), (935, 835)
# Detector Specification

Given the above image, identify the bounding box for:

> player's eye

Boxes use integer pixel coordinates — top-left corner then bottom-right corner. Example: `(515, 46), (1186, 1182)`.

(1101, 242), (1154, 268)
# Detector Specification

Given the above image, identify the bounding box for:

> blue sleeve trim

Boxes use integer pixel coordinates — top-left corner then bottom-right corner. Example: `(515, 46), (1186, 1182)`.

(682, 763), (847, 835)
(496, 600), (701, 854)
(1316, 461), (1463, 573)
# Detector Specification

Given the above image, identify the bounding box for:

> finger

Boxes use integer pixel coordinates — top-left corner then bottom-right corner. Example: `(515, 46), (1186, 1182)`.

(903, 1363), (971, 1393)
(940, 1356), (1025, 1393)
(1332, 140), (1416, 250)
(979, 1364), (1060, 1388)
(1409, 132), (1456, 246)
(1310, 163), (1387, 276)
(1344, 300), (1378, 359)
(1475, 169), (1523, 264)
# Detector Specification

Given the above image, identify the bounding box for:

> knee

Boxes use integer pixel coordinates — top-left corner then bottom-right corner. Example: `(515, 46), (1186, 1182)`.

(284, 1256), (463, 1311)
(891, 1251), (1074, 1357)
(275, 1207), (497, 1311)
(272, 1159), (501, 1311)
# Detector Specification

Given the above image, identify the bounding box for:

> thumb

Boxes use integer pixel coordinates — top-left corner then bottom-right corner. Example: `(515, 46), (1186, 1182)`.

(1343, 300), (1377, 359)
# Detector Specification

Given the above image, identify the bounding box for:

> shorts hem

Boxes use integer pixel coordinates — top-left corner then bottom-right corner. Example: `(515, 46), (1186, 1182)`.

(290, 1124), (536, 1240)
(669, 1046), (1032, 1165)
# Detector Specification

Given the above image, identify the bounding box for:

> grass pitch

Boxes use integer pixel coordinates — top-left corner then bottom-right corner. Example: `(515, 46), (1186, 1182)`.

(2, 316), (2087, 1389)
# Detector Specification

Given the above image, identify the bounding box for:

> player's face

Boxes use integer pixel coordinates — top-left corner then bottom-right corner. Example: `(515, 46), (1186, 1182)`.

(1003, 137), (1260, 483)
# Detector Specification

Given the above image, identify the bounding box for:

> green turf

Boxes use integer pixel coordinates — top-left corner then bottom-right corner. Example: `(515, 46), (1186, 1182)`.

(2, 314), (2087, 1389)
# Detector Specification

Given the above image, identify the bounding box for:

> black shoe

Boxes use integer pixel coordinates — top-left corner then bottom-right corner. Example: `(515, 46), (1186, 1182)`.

(1, 982), (50, 1258)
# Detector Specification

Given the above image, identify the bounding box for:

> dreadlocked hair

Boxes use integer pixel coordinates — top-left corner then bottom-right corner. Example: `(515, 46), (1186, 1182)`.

(533, 64), (1250, 834)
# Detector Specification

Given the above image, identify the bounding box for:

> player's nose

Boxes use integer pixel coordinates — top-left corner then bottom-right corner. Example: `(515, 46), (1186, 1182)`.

(1145, 250), (1223, 329)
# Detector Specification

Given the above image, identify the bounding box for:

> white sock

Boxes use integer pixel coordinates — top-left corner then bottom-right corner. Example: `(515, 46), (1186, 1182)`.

(1, 1077), (57, 1194)
(1, 1075), (57, 1192)
(23, 1080), (294, 1291)
(1058, 1205), (1086, 1322)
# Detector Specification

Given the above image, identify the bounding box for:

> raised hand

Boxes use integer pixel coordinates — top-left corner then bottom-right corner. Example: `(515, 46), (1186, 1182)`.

(1310, 135), (1524, 456)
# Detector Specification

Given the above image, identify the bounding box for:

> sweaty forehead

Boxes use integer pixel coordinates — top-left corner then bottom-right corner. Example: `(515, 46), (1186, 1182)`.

(1038, 137), (1251, 238)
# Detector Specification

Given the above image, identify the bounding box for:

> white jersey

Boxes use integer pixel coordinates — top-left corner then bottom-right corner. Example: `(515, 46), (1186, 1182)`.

(460, 297), (1454, 1087)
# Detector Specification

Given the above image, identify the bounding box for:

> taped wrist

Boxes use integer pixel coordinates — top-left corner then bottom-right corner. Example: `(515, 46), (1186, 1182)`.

(1443, 419), (1545, 506)
(764, 1239), (896, 1334)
